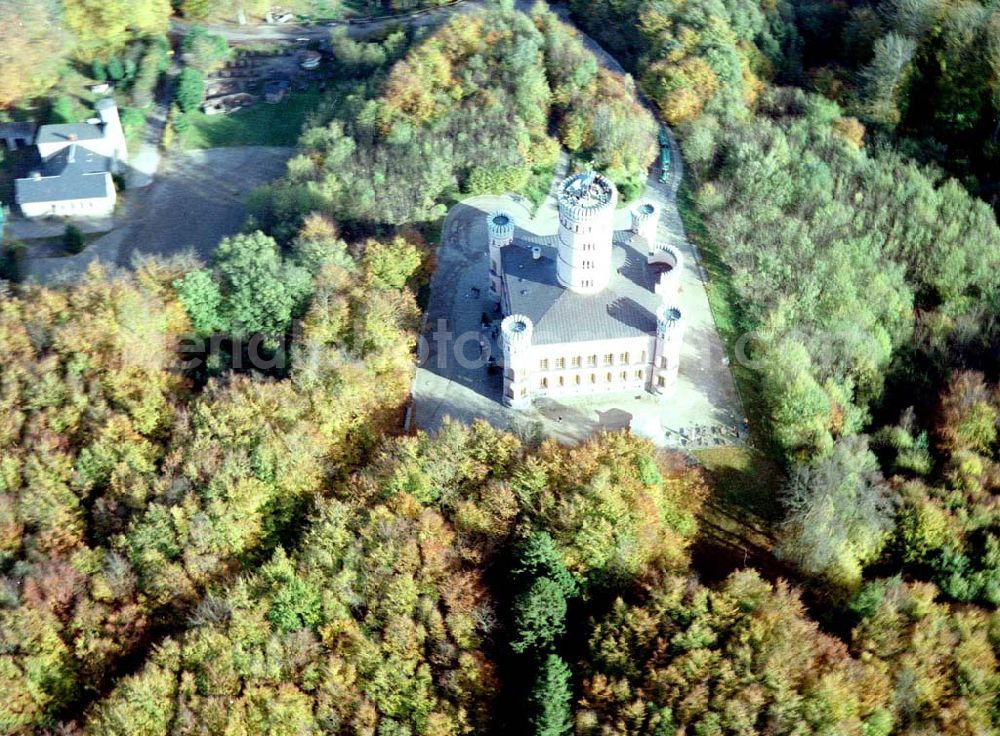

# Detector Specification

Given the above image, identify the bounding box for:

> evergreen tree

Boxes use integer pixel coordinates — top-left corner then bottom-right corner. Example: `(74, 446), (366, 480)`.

(529, 655), (573, 736)
(512, 532), (577, 598)
(511, 577), (568, 654)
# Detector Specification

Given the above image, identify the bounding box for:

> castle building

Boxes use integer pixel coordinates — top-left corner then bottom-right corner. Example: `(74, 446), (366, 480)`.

(14, 98), (127, 219)
(492, 171), (685, 409)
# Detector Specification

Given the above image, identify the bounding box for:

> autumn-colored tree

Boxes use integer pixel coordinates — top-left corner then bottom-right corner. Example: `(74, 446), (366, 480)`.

(64, 0), (171, 59)
(0, 0), (68, 107)
(579, 570), (894, 734)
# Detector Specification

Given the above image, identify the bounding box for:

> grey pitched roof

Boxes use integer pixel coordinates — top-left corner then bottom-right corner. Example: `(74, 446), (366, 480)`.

(15, 141), (114, 205)
(36, 122), (104, 145)
(15, 171), (111, 204)
(41, 145), (110, 177)
(501, 234), (664, 346)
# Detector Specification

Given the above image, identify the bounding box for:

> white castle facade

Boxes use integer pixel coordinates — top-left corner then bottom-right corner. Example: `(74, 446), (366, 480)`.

(490, 171), (685, 409)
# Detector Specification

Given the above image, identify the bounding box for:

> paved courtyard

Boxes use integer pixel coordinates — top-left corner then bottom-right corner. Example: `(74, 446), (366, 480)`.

(22, 146), (294, 283)
(411, 161), (746, 449)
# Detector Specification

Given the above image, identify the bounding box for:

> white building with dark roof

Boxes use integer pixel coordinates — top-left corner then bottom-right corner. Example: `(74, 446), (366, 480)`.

(491, 172), (685, 409)
(14, 98), (126, 219)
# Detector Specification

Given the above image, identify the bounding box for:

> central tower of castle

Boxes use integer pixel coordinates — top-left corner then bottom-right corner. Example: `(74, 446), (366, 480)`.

(556, 172), (618, 295)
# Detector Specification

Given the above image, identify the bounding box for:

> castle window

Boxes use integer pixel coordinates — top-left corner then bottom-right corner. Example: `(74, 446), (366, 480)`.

(635, 370), (644, 380)
(606, 372), (613, 383)
(587, 355), (597, 367)
(657, 377), (665, 388)
(520, 387), (528, 397)
(541, 377), (548, 389)
(640, 350), (647, 363)
(540, 359), (549, 371)
(575, 375), (581, 385)
(620, 371), (627, 381)
(506, 369), (514, 380)
(590, 374), (597, 384)
(558, 376), (565, 387)
(555, 357), (565, 369)
(660, 356), (667, 369)
(620, 352), (629, 364)
(506, 388), (514, 399)
(604, 354), (613, 366)
(571, 356), (581, 368)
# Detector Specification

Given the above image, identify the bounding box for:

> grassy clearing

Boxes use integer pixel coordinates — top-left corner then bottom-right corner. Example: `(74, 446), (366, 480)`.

(179, 91), (322, 149)
(695, 446), (782, 522)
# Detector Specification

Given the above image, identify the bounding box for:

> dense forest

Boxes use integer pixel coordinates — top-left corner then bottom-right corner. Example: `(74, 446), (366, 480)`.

(567, 0), (1000, 593)
(250, 3), (657, 236)
(3, 0), (1000, 734)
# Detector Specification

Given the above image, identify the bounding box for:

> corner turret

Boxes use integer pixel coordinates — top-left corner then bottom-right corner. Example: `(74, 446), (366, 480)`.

(500, 314), (533, 408)
(652, 304), (683, 397)
(630, 201), (659, 243)
(487, 211), (515, 302)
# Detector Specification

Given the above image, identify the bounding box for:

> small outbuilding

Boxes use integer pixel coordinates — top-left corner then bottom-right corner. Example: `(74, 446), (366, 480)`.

(0, 122), (38, 151)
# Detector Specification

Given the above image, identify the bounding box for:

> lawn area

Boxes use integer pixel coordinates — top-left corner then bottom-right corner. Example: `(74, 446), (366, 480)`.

(179, 91), (322, 149)
(695, 445), (783, 521)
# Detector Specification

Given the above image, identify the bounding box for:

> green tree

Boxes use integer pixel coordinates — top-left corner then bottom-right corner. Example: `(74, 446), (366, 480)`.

(174, 67), (205, 113)
(779, 435), (896, 587)
(530, 655), (573, 736)
(182, 26), (232, 74)
(213, 231), (312, 339)
(50, 96), (78, 124)
(362, 235), (422, 290)
(511, 577), (568, 654)
(512, 532), (577, 599)
(174, 268), (226, 335)
(107, 55), (125, 81)
(64, 224), (86, 253)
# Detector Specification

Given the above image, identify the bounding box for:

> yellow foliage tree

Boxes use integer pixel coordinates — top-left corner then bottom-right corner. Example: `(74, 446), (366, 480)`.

(64, 0), (171, 59)
(0, 0), (67, 107)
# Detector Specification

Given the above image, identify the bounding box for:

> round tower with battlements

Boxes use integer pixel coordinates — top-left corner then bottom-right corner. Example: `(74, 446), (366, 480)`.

(500, 314), (533, 408)
(95, 97), (128, 172)
(648, 244), (684, 305)
(556, 171), (618, 295)
(631, 201), (659, 243)
(652, 304), (683, 397)
(487, 211), (515, 302)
